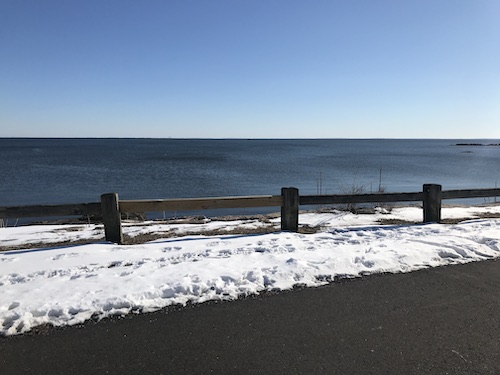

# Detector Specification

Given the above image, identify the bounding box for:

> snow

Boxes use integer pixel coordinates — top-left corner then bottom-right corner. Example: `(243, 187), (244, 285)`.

(1, 204), (500, 336)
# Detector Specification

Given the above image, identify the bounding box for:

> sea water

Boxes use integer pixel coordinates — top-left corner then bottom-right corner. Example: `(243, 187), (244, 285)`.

(1, 138), (499, 217)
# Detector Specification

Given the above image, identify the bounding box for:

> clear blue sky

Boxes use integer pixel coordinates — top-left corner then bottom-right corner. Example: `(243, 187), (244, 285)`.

(1, 0), (499, 138)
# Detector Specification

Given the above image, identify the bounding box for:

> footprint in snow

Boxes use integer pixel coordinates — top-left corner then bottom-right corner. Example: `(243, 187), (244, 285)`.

(354, 256), (375, 268)
(8, 302), (20, 310)
(161, 246), (183, 252)
(51, 253), (79, 261)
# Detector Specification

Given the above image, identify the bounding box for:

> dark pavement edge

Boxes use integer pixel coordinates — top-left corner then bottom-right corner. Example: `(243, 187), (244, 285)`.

(1, 259), (500, 375)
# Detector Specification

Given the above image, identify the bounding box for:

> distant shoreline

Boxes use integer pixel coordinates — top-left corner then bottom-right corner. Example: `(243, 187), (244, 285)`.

(455, 143), (500, 146)
(1, 137), (500, 141)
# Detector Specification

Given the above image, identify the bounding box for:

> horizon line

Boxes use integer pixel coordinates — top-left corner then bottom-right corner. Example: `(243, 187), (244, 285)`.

(1, 137), (500, 141)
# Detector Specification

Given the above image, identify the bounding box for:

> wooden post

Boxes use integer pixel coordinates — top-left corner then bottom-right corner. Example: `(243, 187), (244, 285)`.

(281, 187), (299, 232)
(423, 184), (442, 223)
(101, 193), (123, 244)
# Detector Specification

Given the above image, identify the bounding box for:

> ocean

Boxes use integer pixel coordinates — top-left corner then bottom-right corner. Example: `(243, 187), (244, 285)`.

(1, 138), (499, 217)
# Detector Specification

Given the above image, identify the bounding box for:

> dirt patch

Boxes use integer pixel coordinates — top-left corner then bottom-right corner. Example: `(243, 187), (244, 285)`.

(376, 211), (500, 226)
(122, 224), (279, 245)
(0, 238), (104, 252)
(474, 211), (500, 218)
(377, 218), (478, 226)
(376, 218), (418, 226)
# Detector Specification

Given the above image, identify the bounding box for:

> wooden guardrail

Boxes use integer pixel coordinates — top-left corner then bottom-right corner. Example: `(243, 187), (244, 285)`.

(1, 184), (499, 244)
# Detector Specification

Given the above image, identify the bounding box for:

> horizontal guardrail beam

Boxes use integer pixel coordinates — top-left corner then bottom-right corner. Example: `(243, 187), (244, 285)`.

(119, 195), (283, 213)
(300, 192), (424, 205)
(442, 188), (500, 200)
(0, 202), (101, 219)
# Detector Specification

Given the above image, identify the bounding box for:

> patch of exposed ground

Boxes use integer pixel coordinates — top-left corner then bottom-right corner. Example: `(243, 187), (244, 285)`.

(0, 238), (104, 252)
(376, 211), (500, 226)
(122, 224), (280, 245)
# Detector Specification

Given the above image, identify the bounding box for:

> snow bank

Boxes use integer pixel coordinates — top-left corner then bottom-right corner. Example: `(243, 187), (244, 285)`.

(1, 206), (500, 336)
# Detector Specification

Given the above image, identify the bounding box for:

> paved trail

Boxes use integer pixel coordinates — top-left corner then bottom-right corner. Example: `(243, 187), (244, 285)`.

(2, 259), (500, 374)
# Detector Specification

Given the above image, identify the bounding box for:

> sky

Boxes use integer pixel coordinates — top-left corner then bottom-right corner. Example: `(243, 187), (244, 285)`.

(1, 0), (499, 139)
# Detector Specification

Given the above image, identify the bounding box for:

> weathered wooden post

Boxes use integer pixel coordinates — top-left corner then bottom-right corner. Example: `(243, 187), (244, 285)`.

(101, 193), (123, 244)
(423, 184), (442, 223)
(281, 187), (299, 232)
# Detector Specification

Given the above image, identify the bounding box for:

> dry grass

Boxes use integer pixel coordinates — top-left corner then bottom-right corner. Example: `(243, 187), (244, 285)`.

(0, 238), (102, 252)
(122, 224), (280, 245)
(377, 210), (500, 226)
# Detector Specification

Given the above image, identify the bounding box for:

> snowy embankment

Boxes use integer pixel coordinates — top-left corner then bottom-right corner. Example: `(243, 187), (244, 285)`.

(1, 205), (500, 336)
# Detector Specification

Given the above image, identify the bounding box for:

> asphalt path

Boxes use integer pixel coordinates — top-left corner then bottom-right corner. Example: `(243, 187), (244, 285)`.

(2, 259), (500, 374)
